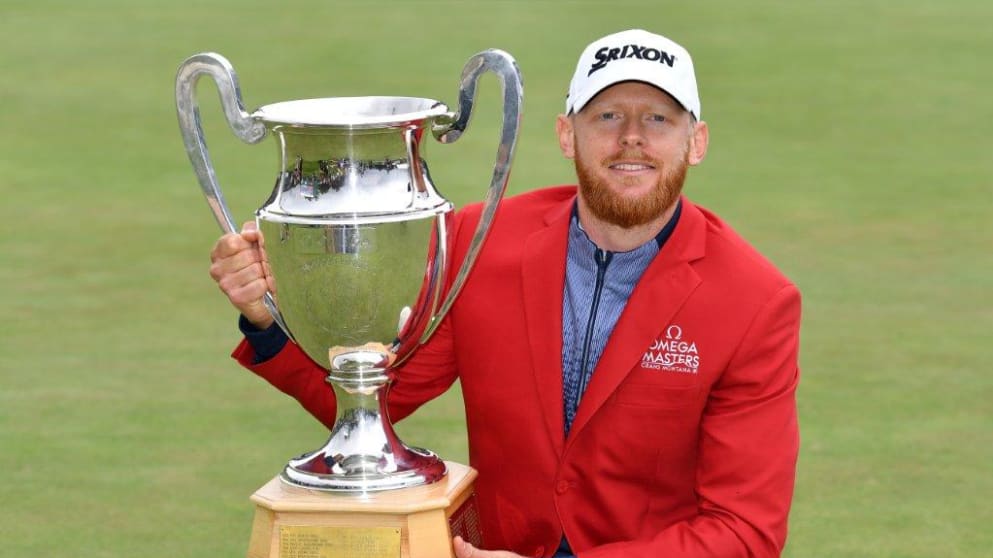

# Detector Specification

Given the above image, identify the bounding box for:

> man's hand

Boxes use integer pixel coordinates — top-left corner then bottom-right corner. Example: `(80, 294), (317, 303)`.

(209, 221), (275, 329)
(453, 536), (527, 558)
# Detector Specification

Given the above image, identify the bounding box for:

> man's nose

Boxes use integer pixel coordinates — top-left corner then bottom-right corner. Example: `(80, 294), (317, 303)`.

(619, 120), (646, 148)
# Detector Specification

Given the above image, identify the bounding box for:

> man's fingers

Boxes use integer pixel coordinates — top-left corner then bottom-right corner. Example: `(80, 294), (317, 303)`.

(209, 247), (263, 281)
(452, 537), (526, 558)
(210, 232), (254, 261)
(241, 221), (265, 245)
(217, 264), (268, 298)
(208, 226), (274, 329)
(226, 248), (263, 271)
(223, 275), (271, 306)
(453, 537), (474, 558)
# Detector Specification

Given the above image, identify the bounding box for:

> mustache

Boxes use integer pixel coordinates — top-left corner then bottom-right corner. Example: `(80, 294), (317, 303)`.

(602, 151), (660, 167)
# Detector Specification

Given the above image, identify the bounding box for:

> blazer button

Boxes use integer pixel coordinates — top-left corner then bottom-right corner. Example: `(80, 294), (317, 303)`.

(532, 545), (545, 557)
(555, 480), (570, 494)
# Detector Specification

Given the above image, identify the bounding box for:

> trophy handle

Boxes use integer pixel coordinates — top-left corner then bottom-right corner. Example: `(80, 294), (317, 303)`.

(425, 49), (523, 337)
(175, 52), (293, 339)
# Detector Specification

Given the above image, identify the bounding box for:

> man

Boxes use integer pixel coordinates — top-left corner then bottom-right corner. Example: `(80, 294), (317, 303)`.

(210, 29), (801, 558)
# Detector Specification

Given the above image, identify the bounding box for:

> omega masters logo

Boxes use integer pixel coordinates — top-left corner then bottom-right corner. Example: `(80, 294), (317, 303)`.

(641, 325), (700, 374)
(588, 44), (677, 76)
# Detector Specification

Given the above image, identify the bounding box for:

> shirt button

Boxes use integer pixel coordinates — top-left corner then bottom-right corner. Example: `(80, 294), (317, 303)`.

(533, 545), (545, 557)
(555, 480), (570, 494)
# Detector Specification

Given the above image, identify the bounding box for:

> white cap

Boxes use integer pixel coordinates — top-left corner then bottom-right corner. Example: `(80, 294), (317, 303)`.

(566, 29), (701, 119)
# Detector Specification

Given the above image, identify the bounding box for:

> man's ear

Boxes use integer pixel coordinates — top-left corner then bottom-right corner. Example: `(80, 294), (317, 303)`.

(688, 120), (709, 166)
(556, 114), (575, 159)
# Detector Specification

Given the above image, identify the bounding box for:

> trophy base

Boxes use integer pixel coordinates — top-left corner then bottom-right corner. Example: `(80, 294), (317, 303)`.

(247, 461), (481, 558)
(281, 445), (447, 492)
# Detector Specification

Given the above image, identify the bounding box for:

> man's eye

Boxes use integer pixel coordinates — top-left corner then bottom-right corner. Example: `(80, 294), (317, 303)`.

(599, 112), (618, 121)
(647, 114), (666, 123)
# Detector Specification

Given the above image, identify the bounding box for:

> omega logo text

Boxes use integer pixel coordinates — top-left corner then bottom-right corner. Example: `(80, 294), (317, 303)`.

(641, 324), (700, 373)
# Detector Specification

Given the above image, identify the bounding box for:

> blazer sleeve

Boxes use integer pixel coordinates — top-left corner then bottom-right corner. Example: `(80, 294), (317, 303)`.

(232, 316), (460, 429)
(580, 284), (802, 558)
(387, 308), (461, 422)
(233, 338), (338, 429)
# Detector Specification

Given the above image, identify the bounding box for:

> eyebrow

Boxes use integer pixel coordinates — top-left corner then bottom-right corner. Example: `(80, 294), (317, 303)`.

(586, 101), (682, 113)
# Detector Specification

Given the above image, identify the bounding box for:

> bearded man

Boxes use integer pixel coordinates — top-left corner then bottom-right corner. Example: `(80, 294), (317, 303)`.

(210, 29), (802, 558)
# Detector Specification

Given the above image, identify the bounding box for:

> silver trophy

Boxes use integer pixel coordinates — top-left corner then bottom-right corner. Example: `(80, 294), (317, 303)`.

(176, 51), (522, 492)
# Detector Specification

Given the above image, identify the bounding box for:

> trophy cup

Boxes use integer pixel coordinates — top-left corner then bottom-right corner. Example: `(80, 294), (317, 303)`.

(176, 50), (522, 558)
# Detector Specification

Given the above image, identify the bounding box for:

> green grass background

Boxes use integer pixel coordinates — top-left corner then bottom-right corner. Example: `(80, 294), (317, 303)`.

(2, 1), (990, 556)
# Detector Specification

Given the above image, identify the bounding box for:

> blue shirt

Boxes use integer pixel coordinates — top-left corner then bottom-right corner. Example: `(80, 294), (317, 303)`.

(560, 202), (681, 434)
(557, 201), (681, 556)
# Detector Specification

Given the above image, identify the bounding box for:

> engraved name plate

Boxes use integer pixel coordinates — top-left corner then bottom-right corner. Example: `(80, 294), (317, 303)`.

(278, 525), (401, 558)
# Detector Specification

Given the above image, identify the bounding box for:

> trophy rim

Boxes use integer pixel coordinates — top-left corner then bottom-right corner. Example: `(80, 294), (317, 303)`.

(254, 96), (450, 129)
(257, 201), (452, 226)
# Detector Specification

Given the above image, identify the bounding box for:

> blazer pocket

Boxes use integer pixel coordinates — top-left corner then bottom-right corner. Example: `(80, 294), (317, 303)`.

(613, 380), (699, 409)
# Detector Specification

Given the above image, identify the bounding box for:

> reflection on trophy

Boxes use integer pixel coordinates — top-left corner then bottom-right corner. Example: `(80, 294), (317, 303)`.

(176, 50), (522, 558)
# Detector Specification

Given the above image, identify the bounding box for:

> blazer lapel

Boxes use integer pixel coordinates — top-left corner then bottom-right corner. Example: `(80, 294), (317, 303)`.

(566, 198), (707, 446)
(521, 200), (573, 455)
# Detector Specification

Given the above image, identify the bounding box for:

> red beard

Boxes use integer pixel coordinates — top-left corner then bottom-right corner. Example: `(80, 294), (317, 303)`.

(575, 148), (689, 229)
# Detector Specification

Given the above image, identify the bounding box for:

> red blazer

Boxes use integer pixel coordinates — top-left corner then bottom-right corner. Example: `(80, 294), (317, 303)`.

(234, 186), (802, 558)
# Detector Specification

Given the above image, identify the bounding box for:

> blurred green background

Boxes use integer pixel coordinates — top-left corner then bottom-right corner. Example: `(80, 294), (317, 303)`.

(1, 1), (990, 556)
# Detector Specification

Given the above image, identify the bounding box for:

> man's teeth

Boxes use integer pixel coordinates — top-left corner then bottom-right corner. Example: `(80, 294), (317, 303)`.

(611, 163), (652, 171)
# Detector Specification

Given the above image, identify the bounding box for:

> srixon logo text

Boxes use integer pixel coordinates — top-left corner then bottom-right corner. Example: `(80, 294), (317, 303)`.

(588, 44), (677, 76)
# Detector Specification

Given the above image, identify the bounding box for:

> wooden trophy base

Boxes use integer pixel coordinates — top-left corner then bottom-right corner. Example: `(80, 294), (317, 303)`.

(246, 461), (480, 558)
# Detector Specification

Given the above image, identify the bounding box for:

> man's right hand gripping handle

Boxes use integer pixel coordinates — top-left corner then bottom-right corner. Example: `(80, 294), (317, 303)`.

(208, 220), (275, 330)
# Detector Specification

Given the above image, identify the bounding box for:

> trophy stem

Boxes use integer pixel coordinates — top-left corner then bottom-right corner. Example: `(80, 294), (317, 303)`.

(280, 349), (446, 492)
